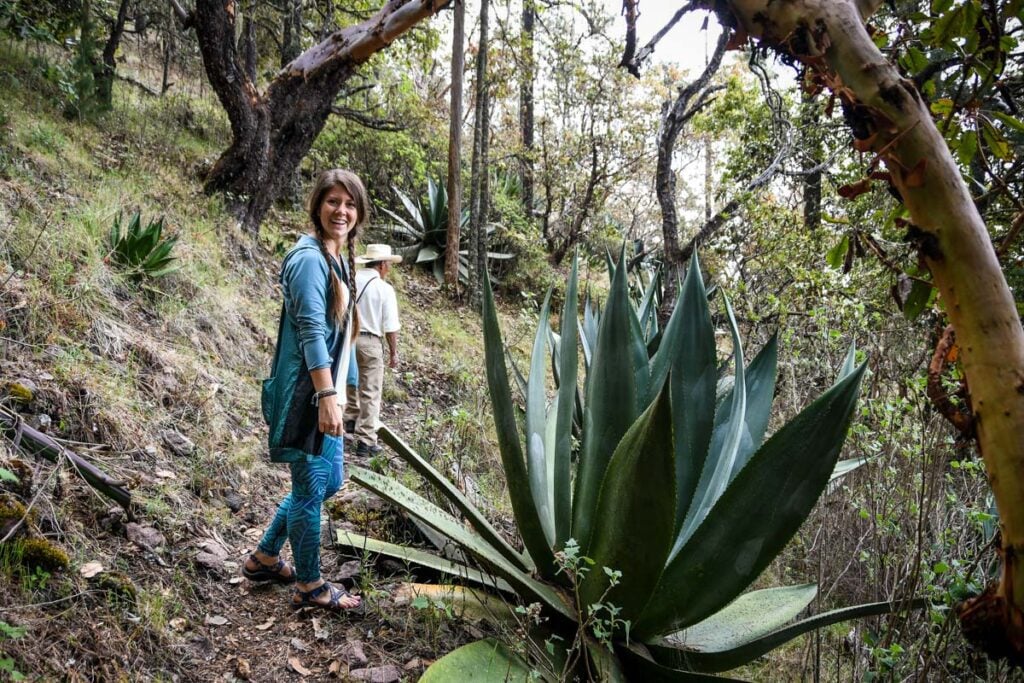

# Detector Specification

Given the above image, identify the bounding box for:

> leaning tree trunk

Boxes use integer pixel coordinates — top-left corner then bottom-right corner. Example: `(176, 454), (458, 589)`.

(718, 0), (1024, 661)
(519, 0), (536, 218)
(95, 0), (131, 110)
(189, 0), (450, 234)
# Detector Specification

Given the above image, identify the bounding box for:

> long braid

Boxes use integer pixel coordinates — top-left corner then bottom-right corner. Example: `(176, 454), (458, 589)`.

(346, 235), (360, 339)
(316, 228), (347, 328)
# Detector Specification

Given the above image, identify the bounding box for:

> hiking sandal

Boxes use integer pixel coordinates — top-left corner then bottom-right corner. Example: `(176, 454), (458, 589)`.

(242, 553), (296, 584)
(291, 582), (363, 613)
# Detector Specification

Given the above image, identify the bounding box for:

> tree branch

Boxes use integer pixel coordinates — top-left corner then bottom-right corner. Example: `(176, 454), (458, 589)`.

(621, 0), (700, 77)
(330, 106), (405, 131)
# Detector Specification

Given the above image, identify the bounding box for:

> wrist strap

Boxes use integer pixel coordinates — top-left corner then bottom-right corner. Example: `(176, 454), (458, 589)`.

(311, 388), (338, 406)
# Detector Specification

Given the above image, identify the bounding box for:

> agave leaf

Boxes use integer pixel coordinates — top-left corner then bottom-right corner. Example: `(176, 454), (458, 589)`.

(486, 251), (516, 260)
(527, 289), (556, 546)
(336, 530), (514, 594)
(839, 341), (857, 380)
(728, 334), (778, 479)
(553, 257), (580, 546)
(420, 639), (532, 683)
(617, 644), (746, 682)
(394, 583), (516, 625)
(427, 177), (446, 233)
(830, 457), (868, 483)
(638, 269), (661, 342)
(586, 639), (628, 683)
(648, 595), (928, 673)
(675, 295), (747, 553)
(108, 213), (122, 251)
(378, 425), (532, 572)
(573, 245), (647, 552)
(635, 363), (867, 638)
(417, 245), (442, 264)
(668, 253), (718, 535)
(145, 264), (180, 278)
(394, 186), (425, 233)
(580, 385), (676, 623)
(482, 272), (558, 577)
(350, 467), (572, 620)
(381, 211), (424, 240)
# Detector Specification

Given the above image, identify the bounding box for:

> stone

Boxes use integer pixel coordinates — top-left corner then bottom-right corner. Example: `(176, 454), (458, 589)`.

(161, 429), (196, 457)
(194, 552), (226, 576)
(339, 639), (368, 666)
(223, 490), (243, 513)
(337, 560), (361, 581)
(29, 414), (51, 432)
(126, 523), (166, 551)
(348, 665), (401, 683)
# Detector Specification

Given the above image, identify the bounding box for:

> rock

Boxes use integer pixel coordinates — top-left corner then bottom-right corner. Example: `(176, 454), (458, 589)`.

(196, 539), (229, 560)
(337, 560), (361, 581)
(223, 490), (243, 513)
(161, 429), (196, 457)
(339, 639), (368, 666)
(348, 665), (401, 683)
(126, 523), (166, 551)
(404, 658), (429, 672)
(194, 552), (225, 576)
(98, 506), (126, 533)
(29, 414), (51, 432)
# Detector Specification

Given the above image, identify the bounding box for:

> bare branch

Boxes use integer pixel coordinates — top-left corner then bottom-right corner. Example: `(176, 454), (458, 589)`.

(622, 1), (700, 77)
(330, 106), (405, 132)
(166, 0), (193, 29)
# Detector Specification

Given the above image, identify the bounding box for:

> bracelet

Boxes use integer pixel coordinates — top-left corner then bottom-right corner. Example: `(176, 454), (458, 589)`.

(311, 388), (338, 406)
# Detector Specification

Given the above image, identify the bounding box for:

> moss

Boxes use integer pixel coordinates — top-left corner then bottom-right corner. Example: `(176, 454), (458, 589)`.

(15, 537), (70, 572)
(92, 571), (137, 606)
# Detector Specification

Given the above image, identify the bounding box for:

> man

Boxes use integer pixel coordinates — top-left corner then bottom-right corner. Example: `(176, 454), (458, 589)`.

(344, 243), (402, 457)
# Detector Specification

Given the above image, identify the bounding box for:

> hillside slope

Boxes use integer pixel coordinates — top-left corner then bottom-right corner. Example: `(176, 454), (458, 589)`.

(0, 46), (512, 681)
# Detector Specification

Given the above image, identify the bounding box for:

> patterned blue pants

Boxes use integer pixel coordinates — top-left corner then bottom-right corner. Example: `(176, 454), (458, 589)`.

(256, 436), (344, 583)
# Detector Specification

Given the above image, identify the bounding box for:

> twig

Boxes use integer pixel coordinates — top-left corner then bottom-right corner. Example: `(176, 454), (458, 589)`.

(926, 325), (974, 437)
(0, 213), (51, 296)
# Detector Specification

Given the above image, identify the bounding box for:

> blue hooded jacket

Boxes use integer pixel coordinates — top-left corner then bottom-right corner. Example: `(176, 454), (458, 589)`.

(261, 235), (352, 462)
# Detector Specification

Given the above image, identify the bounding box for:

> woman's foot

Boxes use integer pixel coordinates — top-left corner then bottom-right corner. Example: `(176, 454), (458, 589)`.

(292, 580), (362, 611)
(242, 551), (296, 584)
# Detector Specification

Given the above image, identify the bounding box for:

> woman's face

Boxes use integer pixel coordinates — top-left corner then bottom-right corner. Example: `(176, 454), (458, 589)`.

(318, 185), (359, 246)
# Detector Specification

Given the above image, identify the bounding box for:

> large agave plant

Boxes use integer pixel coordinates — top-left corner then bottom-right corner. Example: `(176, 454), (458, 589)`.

(381, 178), (513, 284)
(341, 251), (920, 680)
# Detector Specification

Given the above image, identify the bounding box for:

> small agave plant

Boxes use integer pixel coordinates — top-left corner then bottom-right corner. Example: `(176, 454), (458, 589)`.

(381, 177), (513, 284)
(106, 211), (179, 279)
(342, 251), (920, 680)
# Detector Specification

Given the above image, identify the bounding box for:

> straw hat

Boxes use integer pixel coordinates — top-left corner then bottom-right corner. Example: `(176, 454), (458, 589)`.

(355, 244), (403, 265)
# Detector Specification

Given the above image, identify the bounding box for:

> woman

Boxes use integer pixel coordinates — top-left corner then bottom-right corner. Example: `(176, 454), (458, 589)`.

(242, 169), (365, 612)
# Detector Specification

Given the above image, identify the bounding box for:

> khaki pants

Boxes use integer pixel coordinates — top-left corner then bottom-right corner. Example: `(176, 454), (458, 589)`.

(344, 333), (385, 448)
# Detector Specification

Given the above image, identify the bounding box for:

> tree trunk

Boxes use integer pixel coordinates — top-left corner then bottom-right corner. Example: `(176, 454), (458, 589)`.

(467, 0), (489, 306)
(280, 0), (302, 67)
(444, 0), (465, 291)
(241, 14), (257, 85)
(519, 0), (535, 218)
(723, 0), (1024, 660)
(191, 0), (450, 233)
(95, 0), (131, 110)
(654, 30), (727, 313)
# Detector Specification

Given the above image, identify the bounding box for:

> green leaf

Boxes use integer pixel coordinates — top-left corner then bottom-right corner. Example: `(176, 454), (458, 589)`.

(826, 235), (850, 269)
(573, 244), (648, 551)
(669, 252), (718, 536)
(554, 257), (580, 547)
(350, 467), (572, 620)
(420, 639), (532, 683)
(335, 530), (514, 594)
(617, 644), (746, 682)
(992, 111), (1024, 134)
(482, 272), (558, 577)
(0, 467), (20, 484)
(903, 279), (933, 320)
(378, 425), (532, 572)
(730, 334), (778, 477)
(675, 295), (747, 553)
(526, 289), (557, 546)
(580, 385), (676, 623)
(648, 597), (928, 673)
(901, 46), (929, 73)
(635, 363), (867, 638)
(587, 639), (628, 683)
(394, 186), (425, 233)
(416, 245), (441, 264)
(981, 119), (1012, 160)
(839, 341), (858, 381)
(831, 457), (869, 483)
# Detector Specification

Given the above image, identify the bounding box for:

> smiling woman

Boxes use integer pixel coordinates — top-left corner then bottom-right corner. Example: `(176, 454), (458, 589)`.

(242, 168), (370, 614)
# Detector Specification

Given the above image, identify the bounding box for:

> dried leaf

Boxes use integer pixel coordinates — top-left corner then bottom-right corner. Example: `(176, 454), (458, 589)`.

(155, 469), (176, 479)
(169, 617), (188, 632)
(204, 614), (229, 626)
(291, 637), (309, 652)
(80, 561), (104, 578)
(288, 657), (312, 676)
(946, 344), (960, 363)
(853, 132), (878, 152)
(329, 660), (343, 676)
(255, 618), (275, 631)
(838, 178), (873, 199)
(235, 658), (251, 680)
(312, 617), (328, 641)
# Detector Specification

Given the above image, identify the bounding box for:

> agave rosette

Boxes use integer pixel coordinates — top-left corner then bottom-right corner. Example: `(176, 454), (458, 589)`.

(342, 250), (918, 680)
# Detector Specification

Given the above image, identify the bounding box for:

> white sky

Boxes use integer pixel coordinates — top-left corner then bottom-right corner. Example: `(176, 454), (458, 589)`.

(601, 1), (723, 74)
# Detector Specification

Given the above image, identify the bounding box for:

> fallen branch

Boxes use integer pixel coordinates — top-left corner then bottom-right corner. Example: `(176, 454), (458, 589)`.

(0, 409), (132, 512)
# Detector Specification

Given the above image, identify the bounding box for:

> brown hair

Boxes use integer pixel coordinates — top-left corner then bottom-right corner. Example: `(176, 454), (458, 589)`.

(307, 169), (370, 338)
